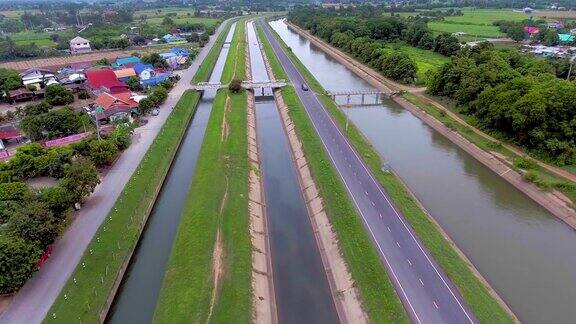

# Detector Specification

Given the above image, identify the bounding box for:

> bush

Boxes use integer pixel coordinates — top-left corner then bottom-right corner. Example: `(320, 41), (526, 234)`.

(523, 170), (538, 183)
(126, 76), (143, 91)
(513, 157), (537, 170)
(110, 125), (132, 150)
(228, 79), (243, 93)
(138, 97), (154, 114)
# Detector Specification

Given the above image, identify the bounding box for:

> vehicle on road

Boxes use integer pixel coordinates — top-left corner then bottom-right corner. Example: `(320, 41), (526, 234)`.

(301, 83), (309, 91)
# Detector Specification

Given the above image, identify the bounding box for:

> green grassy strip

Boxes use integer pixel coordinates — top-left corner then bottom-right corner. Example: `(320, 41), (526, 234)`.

(256, 23), (409, 323)
(263, 22), (514, 323)
(221, 19), (247, 83)
(153, 18), (250, 324)
(402, 93), (576, 206)
(44, 20), (234, 324)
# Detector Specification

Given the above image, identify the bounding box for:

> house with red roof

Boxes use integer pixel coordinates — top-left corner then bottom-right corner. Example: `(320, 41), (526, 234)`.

(85, 68), (129, 95)
(93, 92), (139, 119)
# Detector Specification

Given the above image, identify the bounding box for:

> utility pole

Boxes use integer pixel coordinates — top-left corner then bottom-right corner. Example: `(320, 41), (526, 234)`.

(94, 105), (104, 141)
(567, 55), (576, 81)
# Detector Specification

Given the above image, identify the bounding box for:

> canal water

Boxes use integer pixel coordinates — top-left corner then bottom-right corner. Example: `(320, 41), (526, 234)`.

(248, 21), (339, 323)
(269, 19), (576, 323)
(106, 23), (237, 324)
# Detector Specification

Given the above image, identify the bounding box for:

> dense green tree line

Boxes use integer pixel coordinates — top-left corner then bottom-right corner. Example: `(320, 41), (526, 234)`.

(428, 43), (575, 164)
(0, 125), (132, 293)
(288, 8), (461, 83)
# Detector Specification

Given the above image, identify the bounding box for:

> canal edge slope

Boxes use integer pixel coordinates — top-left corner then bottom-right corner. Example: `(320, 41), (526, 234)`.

(245, 21), (277, 324)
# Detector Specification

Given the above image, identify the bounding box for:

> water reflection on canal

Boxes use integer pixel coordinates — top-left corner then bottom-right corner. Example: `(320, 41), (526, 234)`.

(269, 19), (576, 323)
(248, 21), (339, 324)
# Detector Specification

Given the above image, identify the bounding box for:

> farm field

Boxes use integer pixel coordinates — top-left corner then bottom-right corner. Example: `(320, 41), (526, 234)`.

(145, 16), (219, 27)
(427, 21), (505, 38)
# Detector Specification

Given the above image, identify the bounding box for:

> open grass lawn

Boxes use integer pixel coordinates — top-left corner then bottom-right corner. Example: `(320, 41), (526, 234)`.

(135, 7), (196, 18)
(387, 43), (449, 84)
(428, 21), (505, 38)
(153, 18), (251, 324)
(44, 19), (232, 324)
(263, 21), (515, 323)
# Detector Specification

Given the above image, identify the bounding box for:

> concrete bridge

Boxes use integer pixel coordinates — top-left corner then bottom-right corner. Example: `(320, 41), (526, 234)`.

(326, 89), (400, 105)
(191, 80), (288, 91)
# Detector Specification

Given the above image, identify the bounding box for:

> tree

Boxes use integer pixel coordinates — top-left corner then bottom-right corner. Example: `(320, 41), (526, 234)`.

(44, 84), (74, 106)
(228, 79), (242, 93)
(126, 76), (142, 91)
(0, 234), (41, 294)
(60, 158), (99, 203)
(162, 16), (174, 26)
(138, 97), (154, 114)
(507, 25), (525, 42)
(142, 53), (168, 69)
(0, 68), (22, 92)
(6, 201), (61, 248)
(88, 139), (118, 167)
(49, 34), (60, 42)
(110, 125), (132, 150)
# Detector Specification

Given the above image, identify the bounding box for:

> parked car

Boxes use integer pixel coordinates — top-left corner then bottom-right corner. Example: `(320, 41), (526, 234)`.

(301, 83), (309, 91)
(151, 108), (160, 116)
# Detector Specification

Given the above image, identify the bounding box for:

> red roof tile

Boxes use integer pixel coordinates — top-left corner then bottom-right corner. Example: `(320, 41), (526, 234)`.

(94, 92), (138, 110)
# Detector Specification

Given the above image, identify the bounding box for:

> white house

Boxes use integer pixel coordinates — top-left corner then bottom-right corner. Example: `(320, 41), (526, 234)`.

(20, 68), (57, 90)
(70, 36), (92, 55)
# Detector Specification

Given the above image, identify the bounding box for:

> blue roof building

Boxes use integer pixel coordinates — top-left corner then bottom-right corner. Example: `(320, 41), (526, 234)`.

(170, 47), (190, 57)
(162, 34), (186, 43)
(112, 56), (141, 69)
(133, 62), (154, 75)
(558, 34), (575, 43)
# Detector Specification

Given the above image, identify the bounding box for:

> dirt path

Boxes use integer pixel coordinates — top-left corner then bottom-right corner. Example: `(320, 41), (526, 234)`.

(287, 22), (576, 185)
(286, 21), (576, 231)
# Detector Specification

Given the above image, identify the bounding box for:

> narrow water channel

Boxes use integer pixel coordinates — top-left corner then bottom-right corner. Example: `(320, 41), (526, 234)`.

(248, 21), (339, 323)
(105, 23), (237, 324)
(269, 19), (576, 323)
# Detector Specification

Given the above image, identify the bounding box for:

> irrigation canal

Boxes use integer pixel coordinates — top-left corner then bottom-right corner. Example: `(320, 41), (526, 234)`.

(105, 23), (237, 323)
(269, 19), (576, 323)
(248, 21), (340, 323)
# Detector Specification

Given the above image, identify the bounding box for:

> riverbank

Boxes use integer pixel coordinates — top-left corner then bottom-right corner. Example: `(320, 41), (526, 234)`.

(40, 20), (235, 324)
(266, 19), (517, 323)
(285, 22), (576, 230)
(152, 18), (251, 323)
(256, 21), (409, 323)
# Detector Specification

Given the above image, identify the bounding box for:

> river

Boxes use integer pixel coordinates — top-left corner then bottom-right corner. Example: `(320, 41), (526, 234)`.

(105, 23), (237, 324)
(269, 19), (576, 323)
(248, 21), (339, 323)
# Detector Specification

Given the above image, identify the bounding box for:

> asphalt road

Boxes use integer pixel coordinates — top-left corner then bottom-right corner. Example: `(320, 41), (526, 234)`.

(0, 18), (234, 324)
(260, 20), (477, 324)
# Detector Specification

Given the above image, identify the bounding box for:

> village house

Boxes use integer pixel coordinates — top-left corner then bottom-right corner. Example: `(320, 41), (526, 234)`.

(162, 34), (186, 44)
(93, 92), (140, 120)
(113, 68), (137, 82)
(20, 68), (57, 90)
(111, 56), (141, 69)
(8, 89), (35, 103)
(133, 63), (171, 87)
(69, 36), (92, 55)
(85, 68), (129, 95)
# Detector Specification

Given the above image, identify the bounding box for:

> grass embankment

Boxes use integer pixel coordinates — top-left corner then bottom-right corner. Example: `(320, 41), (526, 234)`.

(262, 22), (515, 323)
(44, 20), (234, 324)
(402, 93), (576, 207)
(388, 43), (449, 84)
(153, 19), (251, 323)
(256, 23), (408, 323)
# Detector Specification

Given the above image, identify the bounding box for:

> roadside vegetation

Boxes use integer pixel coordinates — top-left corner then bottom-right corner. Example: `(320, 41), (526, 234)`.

(256, 22), (409, 323)
(262, 21), (515, 323)
(153, 18), (251, 324)
(44, 20), (234, 323)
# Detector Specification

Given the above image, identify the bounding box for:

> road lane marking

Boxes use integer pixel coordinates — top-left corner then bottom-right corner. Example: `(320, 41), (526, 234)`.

(434, 301), (439, 309)
(419, 278), (424, 286)
(387, 226), (391, 232)
(396, 241), (401, 248)
(407, 259), (412, 266)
